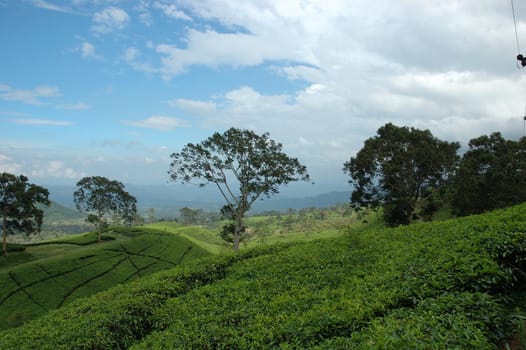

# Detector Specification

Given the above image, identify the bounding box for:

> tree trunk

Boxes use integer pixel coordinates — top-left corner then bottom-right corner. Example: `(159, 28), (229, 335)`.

(2, 216), (7, 256)
(97, 215), (102, 243)
(2, 230), (6, 256)
(233, 223), (240, 251)
(233, 215), (244, 251)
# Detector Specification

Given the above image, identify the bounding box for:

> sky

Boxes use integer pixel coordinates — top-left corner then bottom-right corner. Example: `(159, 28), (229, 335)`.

(1, 0), (526, 190)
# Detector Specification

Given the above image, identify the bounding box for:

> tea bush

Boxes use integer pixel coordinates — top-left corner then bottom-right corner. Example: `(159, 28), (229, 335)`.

(1, 204), (526, 349)
(0, 244), (289, 349)
(0, 228), (211, 329)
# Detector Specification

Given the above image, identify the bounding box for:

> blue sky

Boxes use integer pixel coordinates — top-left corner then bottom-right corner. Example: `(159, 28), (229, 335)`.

(1, 0), (526, 189)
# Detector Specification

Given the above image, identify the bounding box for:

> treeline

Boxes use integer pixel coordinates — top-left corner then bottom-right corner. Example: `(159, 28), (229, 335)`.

(2, 125), (525, 250)
(345, 123), (526, 226)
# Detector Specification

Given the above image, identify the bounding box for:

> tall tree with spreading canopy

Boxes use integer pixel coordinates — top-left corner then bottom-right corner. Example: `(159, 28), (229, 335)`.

(0, 173), (50, 256)
(74, 176), (137, 242)
(452, 132), (526, 216)
(168, 127), (310, 251)
(343, 123), (459, 226)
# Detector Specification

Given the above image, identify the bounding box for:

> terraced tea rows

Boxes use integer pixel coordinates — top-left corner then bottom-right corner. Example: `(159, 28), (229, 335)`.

(1, 204), (525, 348)
(0, 228), (210, 329)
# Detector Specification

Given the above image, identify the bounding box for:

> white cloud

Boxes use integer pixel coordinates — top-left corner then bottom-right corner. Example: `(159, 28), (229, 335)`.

(124, 47), (139, 61)
(139, 12), (153, 26)
(79, 42), (101, 59)
(168, 98), (217, 115)
(32, 160), (86, 179)
(92, 6), (130, 34)
(32, 0), (72, 13)
(126, 116), (188, 131)
(9, 118), (72, 126)
(7, 0), (525, 185)
(153, 2), (192, 21)
(123, 47), (157, 73)
(0, 85), (60, 105)
(0, 111), (30, 117)
(57, 102), (90, 110)
(81, 42), (95, 57)
(0, 154), (22, 175)
(155, 27), (312, 78)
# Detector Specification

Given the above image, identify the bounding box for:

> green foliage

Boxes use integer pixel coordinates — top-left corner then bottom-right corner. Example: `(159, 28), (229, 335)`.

(452, 132), (526, 216)
(74, 176), (137, 242)
(133, 204), (525, 349)
(179, 207), (203, 226)
(2, 204), (526, 349)
(0, 244), (286, 349)
(0, 227), (210, 329)
(343, 123), (459, 227)
(0, 173), (50, 255)
(169, 127), (310, 250)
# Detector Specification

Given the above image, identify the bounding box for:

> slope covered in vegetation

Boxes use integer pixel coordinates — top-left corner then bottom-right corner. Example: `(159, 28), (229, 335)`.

(1, 204), (525, 349)
(0, 227), (210, 329)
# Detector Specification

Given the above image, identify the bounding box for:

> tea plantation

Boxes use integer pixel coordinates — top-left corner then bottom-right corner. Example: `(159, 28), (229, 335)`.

(1, 204), (525, 349)
(0, 227), (210, 329)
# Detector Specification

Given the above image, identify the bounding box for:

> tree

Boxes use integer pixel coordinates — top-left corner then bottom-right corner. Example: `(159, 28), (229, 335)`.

(73, 176), (137, 242)
(169, 127), (310, 250)
(343, 123), (459, 226)
(452, 132), (526, 216)
(179, 207), (202, 226)
(0, 173), (50, 256)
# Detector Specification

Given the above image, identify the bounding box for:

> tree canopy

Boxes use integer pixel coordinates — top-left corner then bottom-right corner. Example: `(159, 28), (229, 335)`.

(168, 127), (310, 250)
(452, 132), (526, 216)
(0, 173), (50, 255)
(73, 176), (137, 242)
(343, 123), (460, 226)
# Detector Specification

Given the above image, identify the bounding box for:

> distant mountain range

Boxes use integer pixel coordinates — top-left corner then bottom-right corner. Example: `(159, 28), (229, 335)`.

(46, 184), (351, 218)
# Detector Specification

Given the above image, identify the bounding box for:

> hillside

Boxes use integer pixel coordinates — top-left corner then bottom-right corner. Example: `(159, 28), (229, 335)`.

(46, 184), (351, 217)
(0, 204), (525, 349)
(0, 227), (210, 329)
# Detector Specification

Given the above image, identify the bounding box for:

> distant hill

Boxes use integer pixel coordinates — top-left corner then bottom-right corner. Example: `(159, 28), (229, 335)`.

(42, 201), (84, 223)
(251, 191), (350, 212)
(46, 184), (351, 218)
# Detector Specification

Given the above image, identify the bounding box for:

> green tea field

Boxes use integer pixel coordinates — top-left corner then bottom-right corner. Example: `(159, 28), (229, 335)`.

(0, 227), (210, 329)
(0, 203), (525, 349)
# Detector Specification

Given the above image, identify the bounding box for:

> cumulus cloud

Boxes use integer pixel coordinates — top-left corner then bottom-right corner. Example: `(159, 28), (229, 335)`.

(92, 6), (130, 34)
(153, 2), (192, 21)
(123, 47), (157, 73)
(32, 160), (86, 179)
(126, 116), (188, 131)
(78, 41), (103, 59)
(0, 154), (22, 174)
(10, 0), (526, 185)
(0, 84), (60, 105)
(155, 28), (311, 78)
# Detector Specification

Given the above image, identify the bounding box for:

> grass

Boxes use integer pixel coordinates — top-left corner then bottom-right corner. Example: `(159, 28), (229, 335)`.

(1, 203), (525, 349)
(146, 208), (379, 253)
(146, 222), (228, 254)
(0, 227), (211, 330)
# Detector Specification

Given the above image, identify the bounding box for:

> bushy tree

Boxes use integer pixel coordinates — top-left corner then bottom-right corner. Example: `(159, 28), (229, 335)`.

(452, 132), (526, 216)
(343, 123), (459, 226)
(74, 176), (137, 242)
(0, 173), (50, 255)
(169, 127), (310, 250)
(179, 207), (202, 226)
